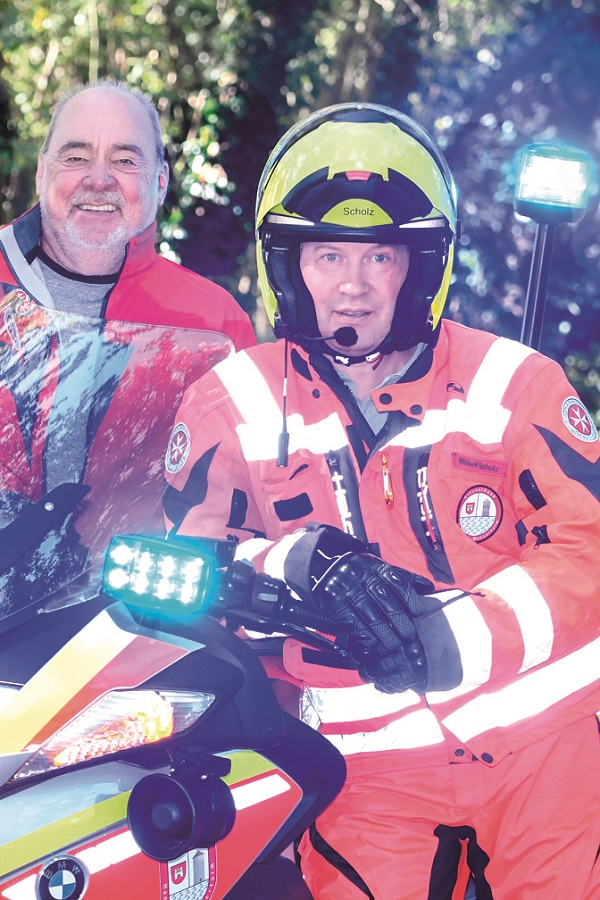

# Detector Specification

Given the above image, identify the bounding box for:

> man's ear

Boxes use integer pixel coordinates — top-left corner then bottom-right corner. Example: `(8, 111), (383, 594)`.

(157, 160), (169, 206)
(35, 154), (45, 196)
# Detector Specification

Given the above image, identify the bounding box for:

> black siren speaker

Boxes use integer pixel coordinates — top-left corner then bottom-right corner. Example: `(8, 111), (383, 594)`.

(128, 769), (236, 861)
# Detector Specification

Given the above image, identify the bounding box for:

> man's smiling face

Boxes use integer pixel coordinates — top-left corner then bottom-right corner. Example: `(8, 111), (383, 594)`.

(36, 86), (168, 275)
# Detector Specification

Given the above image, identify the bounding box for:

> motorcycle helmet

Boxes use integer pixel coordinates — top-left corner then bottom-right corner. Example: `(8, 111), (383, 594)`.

(255, 102), (458, 353)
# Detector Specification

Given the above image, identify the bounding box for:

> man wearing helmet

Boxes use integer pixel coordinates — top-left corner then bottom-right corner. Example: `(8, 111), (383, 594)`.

(165, 104), (600, 898)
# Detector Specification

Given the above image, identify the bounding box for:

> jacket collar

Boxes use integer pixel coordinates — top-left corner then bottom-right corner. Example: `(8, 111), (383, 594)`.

(369, 329), (446, 423)
(290, 331), (443, 425)
(117, 220), (157, 278)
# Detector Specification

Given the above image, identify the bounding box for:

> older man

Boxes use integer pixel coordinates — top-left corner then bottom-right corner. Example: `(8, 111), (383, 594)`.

(0, 79), (255, 347)
(0, 80), (254, 627)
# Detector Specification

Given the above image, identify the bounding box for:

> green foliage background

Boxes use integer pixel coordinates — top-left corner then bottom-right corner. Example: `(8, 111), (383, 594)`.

(0, 0), (598, 416)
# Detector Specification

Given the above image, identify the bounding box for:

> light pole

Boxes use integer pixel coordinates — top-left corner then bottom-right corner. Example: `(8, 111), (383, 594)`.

(513, 143), (594, 350)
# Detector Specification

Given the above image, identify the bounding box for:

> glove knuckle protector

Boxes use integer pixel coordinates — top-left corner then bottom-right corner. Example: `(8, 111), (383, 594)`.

(359, 634), (428, 694)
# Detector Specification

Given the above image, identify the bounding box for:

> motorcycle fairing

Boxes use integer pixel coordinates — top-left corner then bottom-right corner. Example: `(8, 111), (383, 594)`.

(0, 296), (347, 898)
(0, 751), (303, 899)
(0, 603), (198, 759)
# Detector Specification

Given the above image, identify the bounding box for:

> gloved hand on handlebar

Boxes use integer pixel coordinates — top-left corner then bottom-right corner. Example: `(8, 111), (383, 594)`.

(283, 525), (463, 695)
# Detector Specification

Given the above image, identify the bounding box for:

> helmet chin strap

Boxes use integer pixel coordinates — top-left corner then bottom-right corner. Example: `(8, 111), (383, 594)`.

(294, 321), (407, 366)
(317, 329), (397, 366)
(320, 343), (388, 366)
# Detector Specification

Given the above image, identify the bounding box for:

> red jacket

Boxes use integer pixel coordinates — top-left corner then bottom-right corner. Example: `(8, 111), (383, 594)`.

(0, 204), (253, 619)
(165, 321), (600, 769)
(0, 204), (256, 351)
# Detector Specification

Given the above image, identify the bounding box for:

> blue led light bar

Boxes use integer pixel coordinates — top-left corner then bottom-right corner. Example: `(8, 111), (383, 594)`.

(103, 535), (214, 616)
(514, 143), (594, 223)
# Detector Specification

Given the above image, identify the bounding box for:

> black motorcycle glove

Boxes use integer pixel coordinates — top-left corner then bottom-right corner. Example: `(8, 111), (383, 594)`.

(283, 525), (463, 694)
(317, 551), (434, 694)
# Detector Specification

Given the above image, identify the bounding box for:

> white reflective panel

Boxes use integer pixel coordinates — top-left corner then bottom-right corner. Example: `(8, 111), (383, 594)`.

(478, 566), (554, 672)
(79, 829), (141, 873)
(2, 874), (37, 900)
(443, 636), (600, 741)
(326, 709), (445, 755)
(302, 683), (420, 726)
(237, 412), (349, 463)
(386, 338), (533, 451)
(231, 772), (291, 811)
(217, 352), (283, 427)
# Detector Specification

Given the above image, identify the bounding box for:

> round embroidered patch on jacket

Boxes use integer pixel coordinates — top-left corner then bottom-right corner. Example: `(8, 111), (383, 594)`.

(457, 486), (502, 543)
(561, 397), (598, 443)
(166, 422), (191, 473)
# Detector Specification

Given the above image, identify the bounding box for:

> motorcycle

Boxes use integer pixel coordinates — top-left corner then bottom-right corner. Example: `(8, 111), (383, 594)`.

(0, 291), (346, 900)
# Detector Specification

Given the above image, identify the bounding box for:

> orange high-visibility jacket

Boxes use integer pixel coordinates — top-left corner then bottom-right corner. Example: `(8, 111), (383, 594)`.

(165, 319), (600, 769)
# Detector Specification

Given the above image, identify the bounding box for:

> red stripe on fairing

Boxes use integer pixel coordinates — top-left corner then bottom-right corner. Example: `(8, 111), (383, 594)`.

(0, 825), (160, 899)
(27, 634), (190, 747)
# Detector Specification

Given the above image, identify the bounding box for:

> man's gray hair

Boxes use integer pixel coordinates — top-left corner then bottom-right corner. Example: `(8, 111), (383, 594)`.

(41, 78), (166, 170)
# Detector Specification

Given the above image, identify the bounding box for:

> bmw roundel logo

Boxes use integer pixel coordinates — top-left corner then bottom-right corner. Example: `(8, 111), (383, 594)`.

(36, 856), (89, 900)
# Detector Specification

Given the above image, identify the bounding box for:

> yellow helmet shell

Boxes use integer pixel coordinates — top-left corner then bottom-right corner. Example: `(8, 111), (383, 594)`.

(256, 103), (458, 347)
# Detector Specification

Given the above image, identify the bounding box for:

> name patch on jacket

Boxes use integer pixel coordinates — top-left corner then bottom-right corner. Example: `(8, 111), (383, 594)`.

(457, 485), (503, 542)
(452, 453), (508, 477)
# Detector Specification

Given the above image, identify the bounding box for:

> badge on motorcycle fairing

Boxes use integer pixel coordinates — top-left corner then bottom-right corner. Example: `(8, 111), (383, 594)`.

(160, 847), (217, 899)
(561, 397), (598, 443)
(3, 306), (21, 351)
(166, 422), (191, 474)
(457, 486), (502, 543)
(13, 288), (34, 315)
(36, 855), (89, 900)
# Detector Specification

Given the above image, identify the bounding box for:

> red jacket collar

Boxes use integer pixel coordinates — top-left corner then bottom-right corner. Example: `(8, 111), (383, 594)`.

(369, 329), (447, 422)
(118, 220), (157, 278)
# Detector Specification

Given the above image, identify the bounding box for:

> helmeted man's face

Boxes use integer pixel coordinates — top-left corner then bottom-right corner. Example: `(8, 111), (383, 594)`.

(36, 87), (168, 275)
(299, 241), (410, 356)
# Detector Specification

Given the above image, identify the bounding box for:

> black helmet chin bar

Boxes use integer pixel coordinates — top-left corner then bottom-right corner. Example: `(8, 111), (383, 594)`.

(264, 224), (451, 353)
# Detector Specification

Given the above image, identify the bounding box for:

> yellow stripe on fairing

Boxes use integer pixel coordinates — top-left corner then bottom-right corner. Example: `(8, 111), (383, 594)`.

(231, 773), (292, 811)
(222, 750), (278, 786)
(0, 792), (130, 878)
(0, 610), (136, 754)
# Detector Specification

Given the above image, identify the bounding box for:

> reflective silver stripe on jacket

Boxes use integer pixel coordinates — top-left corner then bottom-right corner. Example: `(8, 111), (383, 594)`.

(479, 565), (554, 673)
(385, 337), (535, 450)
(215, 351), (350, 462)
(442, 636), (600, 742)
(0, 224), (55, 308)
(301, 683), (445, 755)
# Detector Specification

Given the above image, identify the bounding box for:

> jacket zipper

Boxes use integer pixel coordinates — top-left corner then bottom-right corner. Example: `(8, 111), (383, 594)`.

(381, 451), (394, 509)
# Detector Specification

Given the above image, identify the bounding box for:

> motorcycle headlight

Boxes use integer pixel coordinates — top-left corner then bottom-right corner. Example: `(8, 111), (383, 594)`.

(11, 689), (214, 781)
(103, 535), (214, 616)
